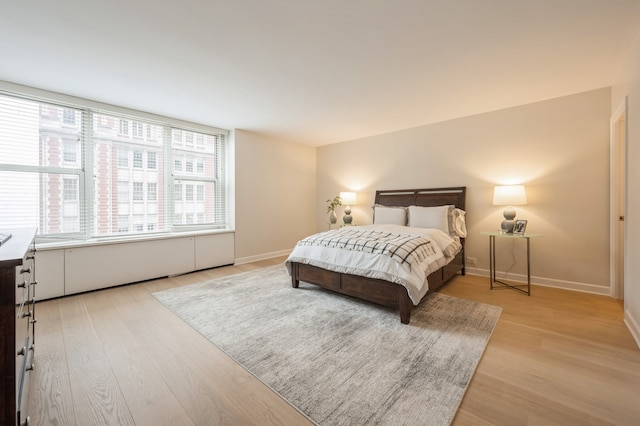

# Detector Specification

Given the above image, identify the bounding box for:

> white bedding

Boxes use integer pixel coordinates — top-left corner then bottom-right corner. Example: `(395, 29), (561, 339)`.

(285, 224), (462, 305)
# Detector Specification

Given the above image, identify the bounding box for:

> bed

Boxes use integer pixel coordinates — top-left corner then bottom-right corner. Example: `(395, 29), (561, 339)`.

(285, 187), (466, 324)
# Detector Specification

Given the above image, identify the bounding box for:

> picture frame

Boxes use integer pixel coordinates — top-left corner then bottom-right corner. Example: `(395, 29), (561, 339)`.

(513, 219), (527, 235)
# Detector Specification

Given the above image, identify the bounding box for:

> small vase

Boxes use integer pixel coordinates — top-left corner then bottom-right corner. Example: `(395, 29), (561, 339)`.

(329, 211), (337, 224)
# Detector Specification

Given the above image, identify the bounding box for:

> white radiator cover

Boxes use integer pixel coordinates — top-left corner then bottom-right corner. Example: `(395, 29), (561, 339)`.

(36, 231), (234, 298)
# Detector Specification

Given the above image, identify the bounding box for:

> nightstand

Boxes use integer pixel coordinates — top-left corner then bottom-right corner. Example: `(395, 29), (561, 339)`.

(480, 232), (542, 295)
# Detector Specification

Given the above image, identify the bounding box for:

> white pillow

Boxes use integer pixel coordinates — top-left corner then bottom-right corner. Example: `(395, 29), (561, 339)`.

(373, 205), (407, 226)
(450, 208), (467, 238)
(407, 205), (453, 233)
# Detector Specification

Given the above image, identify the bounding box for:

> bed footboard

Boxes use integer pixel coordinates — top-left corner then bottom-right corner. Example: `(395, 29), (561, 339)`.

(290, 262), (415, 324)
(290, 251), (464, 324)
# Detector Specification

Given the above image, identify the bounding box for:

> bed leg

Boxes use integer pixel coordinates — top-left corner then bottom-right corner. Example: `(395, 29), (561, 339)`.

(399, 291), (411, 324)
(291, 263), (300, 288)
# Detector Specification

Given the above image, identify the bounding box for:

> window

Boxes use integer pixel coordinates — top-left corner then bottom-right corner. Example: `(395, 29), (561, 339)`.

(174, 183), (183, 201)
(132, 121), (143, 138)
(63, 138), (78, 163)
(63, 108), (76, 125)
(147, 183), (157, 201)
(0, 91), (229, 241)
(117, 148), (129, 167)
(133, 151), (143, 168)
(119, 119), (129, 135)
(147, 151), (156, 169)
(133, 182), (144, 201)
(171, 128), (223, 227)
(146, 125), (155, 140)
(117, 216), (129, 233)
(63, 177), (78, 200)
(117, 181), (129, 202)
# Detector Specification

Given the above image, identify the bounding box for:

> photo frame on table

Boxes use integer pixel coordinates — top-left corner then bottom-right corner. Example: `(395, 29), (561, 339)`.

(513, 219), (527, 235)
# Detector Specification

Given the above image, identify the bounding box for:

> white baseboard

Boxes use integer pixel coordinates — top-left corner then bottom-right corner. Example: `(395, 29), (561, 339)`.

(235, 249), (291, 265)
(464, 267), (611, 296)
(625, 310), (640, 350)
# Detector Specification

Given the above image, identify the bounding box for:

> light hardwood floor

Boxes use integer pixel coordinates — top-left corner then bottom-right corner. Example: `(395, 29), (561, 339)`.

(28, 257), (640, 425)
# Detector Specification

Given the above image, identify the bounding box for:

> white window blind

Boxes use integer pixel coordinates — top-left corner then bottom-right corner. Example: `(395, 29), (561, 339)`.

(0, 91), (229, 242)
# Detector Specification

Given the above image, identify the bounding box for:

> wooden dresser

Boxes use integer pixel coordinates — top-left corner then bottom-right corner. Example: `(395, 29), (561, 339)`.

(1, 228), (37, 426)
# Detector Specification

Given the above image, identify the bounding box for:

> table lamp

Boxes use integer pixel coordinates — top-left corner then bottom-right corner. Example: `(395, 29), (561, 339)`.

(339, 191), (357, 225)
(493, 185), (527, 233)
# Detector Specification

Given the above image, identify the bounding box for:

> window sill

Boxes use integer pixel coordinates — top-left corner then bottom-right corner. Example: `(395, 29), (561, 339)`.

(36, 228), (235, 251)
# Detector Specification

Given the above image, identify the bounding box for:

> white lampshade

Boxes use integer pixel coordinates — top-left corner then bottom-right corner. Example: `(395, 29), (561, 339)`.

(493, 185), (527, 233)
(339, 192), (357, 205)
(493, 185), (527, 206)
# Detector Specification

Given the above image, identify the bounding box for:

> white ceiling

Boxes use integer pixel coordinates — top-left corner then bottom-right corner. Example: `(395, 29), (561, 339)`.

(2, 1), (640, 146)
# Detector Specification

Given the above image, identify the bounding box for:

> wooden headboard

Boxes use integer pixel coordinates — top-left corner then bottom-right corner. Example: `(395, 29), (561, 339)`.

(374, 187), (466, 210)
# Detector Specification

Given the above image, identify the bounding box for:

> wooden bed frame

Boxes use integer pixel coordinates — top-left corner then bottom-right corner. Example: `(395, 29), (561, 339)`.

(289, 187), (466, 324)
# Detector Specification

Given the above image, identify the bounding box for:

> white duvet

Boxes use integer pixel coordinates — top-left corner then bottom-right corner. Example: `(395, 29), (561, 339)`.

(285, 224), (462, 305)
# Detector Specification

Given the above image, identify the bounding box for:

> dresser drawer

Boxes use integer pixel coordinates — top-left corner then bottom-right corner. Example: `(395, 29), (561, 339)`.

(16, 335), (33, 426)
(1, 228), (37, 426)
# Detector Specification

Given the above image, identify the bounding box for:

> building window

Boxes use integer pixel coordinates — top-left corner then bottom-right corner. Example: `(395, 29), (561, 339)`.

(63, 177), (78, 201)
(147, 151), (156, 169)
(117, 216), (129, 233)
(133, 151), (143, 168)
(117, 181), (129, 202)
(63, 138), (78, 163)
(132, 121), (143, 138)
(174, 183), (183, 201)
(118, 148), (129, 167)
(63, 108), (76, 125)
(147, 183), (157, 201)
(133, 182), (144, 201)
(0, 92), (228, 240)
(119, 119), (129, 135)
(146, 125), (154, 140)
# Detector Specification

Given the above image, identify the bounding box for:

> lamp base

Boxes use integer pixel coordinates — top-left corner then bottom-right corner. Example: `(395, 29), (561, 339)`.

(501, 206), (516, 233)
(343, 205), (353, 225)
(501, 219), (515, 233)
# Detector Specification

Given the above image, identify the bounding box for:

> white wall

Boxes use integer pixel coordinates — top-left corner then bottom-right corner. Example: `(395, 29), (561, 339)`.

(317, 88), (612, 294)
(233, 130), (316, 263)
(612, 29), (640, 346)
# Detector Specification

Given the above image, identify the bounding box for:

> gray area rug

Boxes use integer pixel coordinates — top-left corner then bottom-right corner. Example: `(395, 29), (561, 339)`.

(153, 265), (502, 425)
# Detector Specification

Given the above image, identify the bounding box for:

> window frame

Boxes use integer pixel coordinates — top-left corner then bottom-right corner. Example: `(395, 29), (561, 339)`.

(0, 89), (230, 244)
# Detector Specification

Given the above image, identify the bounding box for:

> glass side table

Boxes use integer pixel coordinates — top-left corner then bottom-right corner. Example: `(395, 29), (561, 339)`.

(480, 232), (542, 295)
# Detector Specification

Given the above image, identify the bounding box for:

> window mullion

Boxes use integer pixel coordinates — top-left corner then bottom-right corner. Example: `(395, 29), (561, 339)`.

(163, 124), (174, 231)
(83, 110), (93, 239)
